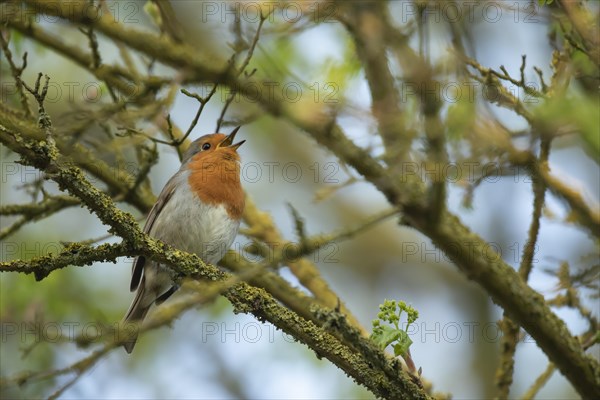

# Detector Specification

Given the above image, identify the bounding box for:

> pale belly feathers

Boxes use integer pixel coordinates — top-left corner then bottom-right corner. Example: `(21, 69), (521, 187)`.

(149, 175), (240, 265)
(139, 171), (240, 301)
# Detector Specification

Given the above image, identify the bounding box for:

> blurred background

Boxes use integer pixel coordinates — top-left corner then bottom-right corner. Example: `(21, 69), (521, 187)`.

(1, 0), (598, 399)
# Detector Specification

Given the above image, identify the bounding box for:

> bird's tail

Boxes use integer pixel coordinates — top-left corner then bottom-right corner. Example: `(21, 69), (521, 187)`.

(122, 286), (151, 354)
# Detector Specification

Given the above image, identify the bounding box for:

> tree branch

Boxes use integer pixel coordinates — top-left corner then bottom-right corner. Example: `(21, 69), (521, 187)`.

(0, 72), (431, 400)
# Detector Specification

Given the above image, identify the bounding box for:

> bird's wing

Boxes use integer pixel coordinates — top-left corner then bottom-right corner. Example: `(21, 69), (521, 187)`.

(129, 174), (180, 292)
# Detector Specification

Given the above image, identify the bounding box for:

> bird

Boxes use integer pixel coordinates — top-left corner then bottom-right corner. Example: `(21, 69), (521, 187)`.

(122, 127), (246, 353)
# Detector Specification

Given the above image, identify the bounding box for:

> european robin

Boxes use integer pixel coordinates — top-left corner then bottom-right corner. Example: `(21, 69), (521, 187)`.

(122, 127), (245, 353)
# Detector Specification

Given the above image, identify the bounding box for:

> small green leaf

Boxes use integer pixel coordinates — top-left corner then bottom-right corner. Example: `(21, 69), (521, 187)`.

(393, 332), (413, 357)
(371, 325), (403, 350)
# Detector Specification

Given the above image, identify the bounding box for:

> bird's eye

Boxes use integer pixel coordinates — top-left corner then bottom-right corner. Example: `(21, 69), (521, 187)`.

(201, 143), (211, 151)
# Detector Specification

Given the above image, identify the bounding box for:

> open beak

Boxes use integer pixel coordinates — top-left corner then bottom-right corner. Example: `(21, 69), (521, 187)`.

(218, 126), (245, 150)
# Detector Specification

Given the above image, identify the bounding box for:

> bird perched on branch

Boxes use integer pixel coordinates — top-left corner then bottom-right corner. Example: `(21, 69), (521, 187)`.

(122, 127), (246, 353)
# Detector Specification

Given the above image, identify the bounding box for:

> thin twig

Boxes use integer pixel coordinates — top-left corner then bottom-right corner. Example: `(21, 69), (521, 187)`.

(179, 84), (218, 142)
(521, 363), (556, 400)
(18, 73), (53, 136)
(79, 25), (102, 68)
(533, 66), (548, 93)
(0, 32), (32, 117)
(0, 195), (79, 239)
(216, 11), (270, 131)
(496, 134), (551, 397)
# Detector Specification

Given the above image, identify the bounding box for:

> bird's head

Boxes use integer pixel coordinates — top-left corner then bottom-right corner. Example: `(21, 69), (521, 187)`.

(183, 126), (245, 165)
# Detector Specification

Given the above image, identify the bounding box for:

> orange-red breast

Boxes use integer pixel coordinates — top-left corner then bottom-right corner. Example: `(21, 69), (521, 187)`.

(122, 127), (245, 353)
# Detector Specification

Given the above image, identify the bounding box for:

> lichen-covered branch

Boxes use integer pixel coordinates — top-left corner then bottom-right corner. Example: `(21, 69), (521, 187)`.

(0, 102), (155, 213)
(0, 75), (430, 400)
(273, 118), (599, 397)
(0, 241), (129, 280)
(1, 0), (598, 397)
(241, 197), (371, 336)
(0, 195), (80, 239)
